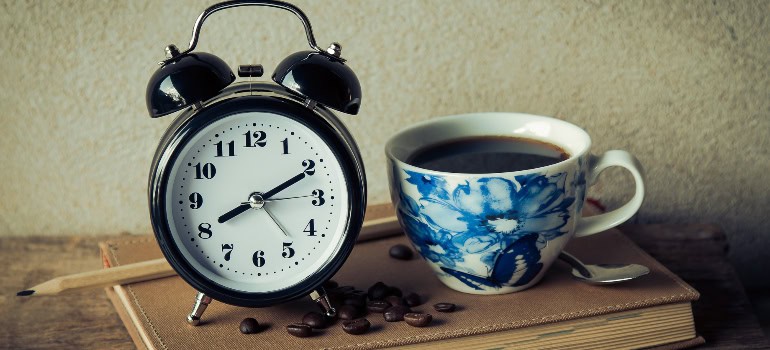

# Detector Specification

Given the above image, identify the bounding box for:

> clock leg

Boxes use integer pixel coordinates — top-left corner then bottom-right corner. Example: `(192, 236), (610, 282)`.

(187, 291), (213, 326)
(309, 287), (336, 318)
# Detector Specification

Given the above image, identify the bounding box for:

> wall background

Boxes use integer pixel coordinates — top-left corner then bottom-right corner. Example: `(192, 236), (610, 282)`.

(1, 0), (768, 288)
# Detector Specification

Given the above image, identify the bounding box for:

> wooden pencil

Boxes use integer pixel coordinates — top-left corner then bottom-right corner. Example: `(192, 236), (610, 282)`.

(18, 215), (401, 297)
(16, 259), (176, 296)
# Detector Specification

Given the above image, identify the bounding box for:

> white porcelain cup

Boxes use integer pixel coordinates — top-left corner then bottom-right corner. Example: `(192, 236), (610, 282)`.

(385, 113), (645, 294)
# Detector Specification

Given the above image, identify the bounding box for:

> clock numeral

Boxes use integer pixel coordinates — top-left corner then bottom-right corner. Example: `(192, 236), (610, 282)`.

(221, 244), (233, 261)
(282, 242), (295, 258)
(188, 192), (203, 209)
(303, 219), (317, 236)
(197, 223), (213, 239)
(281, 138), (289, 154)
(252, 250), (266, 267)
(302, 159), (316, 175)
(214, 140), (235, 157)
(311, 189), (325, 206)
(244, 130), (267, 147)
(193, 162), (216, 179)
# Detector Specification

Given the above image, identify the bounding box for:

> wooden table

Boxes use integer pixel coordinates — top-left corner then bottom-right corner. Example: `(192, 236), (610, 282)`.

(1, 224), (768, 349)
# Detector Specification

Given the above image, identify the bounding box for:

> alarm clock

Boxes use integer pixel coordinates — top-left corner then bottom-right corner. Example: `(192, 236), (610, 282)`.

(145, 0), (365, 325)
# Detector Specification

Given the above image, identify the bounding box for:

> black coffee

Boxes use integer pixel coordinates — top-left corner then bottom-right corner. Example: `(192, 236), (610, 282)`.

(407, 136), (569, 174)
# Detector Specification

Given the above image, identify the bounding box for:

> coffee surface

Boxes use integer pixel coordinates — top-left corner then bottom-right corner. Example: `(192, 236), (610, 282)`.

(406, 136), (569, 174)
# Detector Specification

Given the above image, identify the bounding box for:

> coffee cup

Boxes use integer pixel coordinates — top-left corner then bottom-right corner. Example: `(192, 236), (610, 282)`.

(385, 113), (644, 294)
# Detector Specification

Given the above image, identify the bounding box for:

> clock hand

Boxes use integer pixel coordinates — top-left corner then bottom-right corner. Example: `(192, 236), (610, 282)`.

(261, 172), (306, 199)
(218, 204), (251, 224)
(264, 194), (314, 202)
(218, 168), (310, 224)
(219, 192), (267, 224)
(263, 207), (291, 238)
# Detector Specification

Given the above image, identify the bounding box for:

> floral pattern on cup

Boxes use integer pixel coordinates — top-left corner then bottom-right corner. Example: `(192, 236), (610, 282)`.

(396, 169), (576, 292)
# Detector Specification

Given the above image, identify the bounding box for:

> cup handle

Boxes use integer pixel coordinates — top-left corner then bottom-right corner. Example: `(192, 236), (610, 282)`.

(574, 150), (645, 237)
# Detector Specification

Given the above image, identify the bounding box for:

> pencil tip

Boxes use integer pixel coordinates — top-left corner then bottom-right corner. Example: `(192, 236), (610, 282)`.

(17, 290), (35, 297)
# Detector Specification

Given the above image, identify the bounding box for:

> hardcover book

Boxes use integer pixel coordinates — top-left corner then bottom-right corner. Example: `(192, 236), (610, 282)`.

(100, 204), (703, 350)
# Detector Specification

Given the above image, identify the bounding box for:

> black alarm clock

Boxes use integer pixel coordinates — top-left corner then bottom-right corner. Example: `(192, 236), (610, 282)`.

(145, 0), (365, 325)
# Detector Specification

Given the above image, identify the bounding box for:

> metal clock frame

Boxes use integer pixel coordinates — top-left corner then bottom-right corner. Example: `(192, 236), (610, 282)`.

(148, 81), (366, 314)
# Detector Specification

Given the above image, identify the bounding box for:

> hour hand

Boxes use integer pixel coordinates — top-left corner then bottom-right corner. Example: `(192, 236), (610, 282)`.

(218, 204), (250, 224)
(218, 192), (266, 223)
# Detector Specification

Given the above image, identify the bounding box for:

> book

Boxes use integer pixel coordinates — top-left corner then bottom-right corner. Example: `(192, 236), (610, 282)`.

(100, 204), (704, 350)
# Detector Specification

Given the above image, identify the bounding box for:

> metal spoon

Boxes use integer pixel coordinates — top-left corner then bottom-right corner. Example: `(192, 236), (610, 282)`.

(558, 251), (650, 285)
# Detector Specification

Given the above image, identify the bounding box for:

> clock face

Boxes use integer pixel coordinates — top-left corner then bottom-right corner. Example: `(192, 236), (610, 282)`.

(162, 110), (350, 294)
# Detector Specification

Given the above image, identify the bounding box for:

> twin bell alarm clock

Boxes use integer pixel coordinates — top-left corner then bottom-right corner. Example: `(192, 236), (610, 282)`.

(144, 0), (366, 325)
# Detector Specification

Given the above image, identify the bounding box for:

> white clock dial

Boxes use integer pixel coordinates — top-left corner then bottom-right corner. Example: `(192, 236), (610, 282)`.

(164, 111), (349, 293)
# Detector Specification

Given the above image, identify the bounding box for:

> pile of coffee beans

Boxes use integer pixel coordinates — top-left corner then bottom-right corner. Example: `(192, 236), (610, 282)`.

(329, 280), (436, 330)
(238, 279), (460, 337)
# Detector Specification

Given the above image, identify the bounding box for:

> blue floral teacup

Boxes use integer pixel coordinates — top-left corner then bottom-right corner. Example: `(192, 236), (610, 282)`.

(386, 113), (645, 294)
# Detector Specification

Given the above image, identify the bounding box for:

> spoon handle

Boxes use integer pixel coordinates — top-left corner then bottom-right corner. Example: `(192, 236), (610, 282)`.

(558, 251), (593, 278)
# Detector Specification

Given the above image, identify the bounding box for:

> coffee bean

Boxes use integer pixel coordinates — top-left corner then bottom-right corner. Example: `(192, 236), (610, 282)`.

(286, 323), (313, 337)
(433, 302), (456, 312)
(367, 300), (391, 313)
(385, 295), (404, 306)
(328, 286), (355, 296)
(328, 285), (355, 303)
(389, 244), (414, 260)
(368, 281), (389, 300)
(347, 289), (367, 298)
(383, 305), (411, 322)
(343, 294), (366, 309)
(342, 318), (371, 335)
(338, 304), (361, 320)
(404, 293), (422, 307)
(302, 312), (327, 329)
(404, 313), (433, 327)
(387, 286), (403, 297)
(323, 279), (339, 289)
(239, 318), (260, 334)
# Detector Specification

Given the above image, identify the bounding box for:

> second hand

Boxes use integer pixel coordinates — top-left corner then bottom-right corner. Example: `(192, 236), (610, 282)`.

(241, 194), (314, 205)
(263, 207), (291, 238)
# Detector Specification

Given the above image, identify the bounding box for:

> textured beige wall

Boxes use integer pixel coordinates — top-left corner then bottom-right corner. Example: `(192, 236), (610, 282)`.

(1, 0), (768, 287)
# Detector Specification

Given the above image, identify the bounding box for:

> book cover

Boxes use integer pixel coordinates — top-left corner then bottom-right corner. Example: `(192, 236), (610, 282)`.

(100, 205), (703, 350)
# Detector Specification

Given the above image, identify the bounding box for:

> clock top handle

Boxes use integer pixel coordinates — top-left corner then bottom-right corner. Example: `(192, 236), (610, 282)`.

(161, 0), (336, 65)
(146, 0), (361, 117)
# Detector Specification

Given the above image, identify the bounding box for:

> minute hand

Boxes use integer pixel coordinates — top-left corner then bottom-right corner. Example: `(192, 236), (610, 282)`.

(262, 172), (306, 199)
(217, 172), (308, 224)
